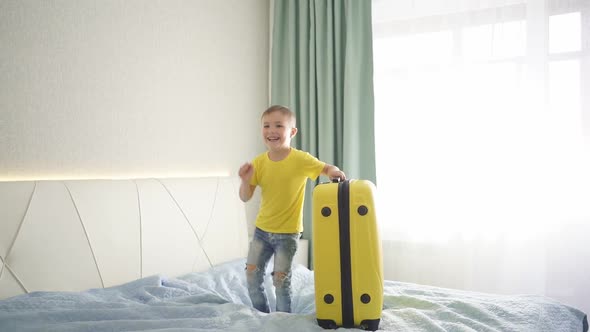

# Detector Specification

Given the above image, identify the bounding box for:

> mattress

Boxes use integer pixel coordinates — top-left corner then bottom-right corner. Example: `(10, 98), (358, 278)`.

(0, 258), (586, 332)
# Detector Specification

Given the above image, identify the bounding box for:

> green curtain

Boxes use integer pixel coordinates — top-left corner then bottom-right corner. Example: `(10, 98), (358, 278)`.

(270, 0), (376, 266)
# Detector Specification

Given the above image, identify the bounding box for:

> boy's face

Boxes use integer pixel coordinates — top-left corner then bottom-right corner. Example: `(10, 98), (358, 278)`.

(261, 111), (297, 151)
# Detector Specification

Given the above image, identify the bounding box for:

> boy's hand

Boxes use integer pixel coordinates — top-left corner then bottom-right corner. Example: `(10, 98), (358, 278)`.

(324, 164), (346, 181)
(239, 162), (254, 183)
(329, 169), (346, 181)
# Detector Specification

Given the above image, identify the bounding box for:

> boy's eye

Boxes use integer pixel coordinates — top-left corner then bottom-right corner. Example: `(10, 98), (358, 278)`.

(263, 125), (270, 128)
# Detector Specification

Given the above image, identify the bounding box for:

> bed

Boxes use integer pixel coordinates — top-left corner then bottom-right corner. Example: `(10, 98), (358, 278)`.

(0, 176), (587, 332)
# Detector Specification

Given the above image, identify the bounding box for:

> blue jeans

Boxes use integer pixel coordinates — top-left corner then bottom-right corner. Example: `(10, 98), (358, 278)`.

(246, 227), (300, 313)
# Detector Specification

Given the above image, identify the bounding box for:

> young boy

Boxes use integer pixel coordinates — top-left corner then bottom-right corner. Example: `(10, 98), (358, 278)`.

(238, 105), (345, 313)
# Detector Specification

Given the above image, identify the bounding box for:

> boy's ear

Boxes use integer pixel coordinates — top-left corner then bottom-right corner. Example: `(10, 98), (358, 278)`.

(290, 127), (298, 138)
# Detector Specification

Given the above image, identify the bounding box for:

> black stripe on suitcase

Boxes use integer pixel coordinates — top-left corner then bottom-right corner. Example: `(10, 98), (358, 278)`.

(338, 180), (354, 327)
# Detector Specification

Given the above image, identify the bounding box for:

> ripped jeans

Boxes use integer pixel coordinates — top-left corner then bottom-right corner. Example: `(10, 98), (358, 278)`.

(246, 227), (300, 313)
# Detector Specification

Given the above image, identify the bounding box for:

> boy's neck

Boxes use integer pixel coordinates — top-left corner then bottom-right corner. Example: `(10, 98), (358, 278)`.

(267, 147), (292, 161)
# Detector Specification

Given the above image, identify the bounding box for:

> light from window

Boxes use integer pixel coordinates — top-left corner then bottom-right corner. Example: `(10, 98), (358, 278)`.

(374, 14), (590, 243)
(462, 20), (526, 61)
(549, 12), (581, 53)
(373, 31), (453, 68)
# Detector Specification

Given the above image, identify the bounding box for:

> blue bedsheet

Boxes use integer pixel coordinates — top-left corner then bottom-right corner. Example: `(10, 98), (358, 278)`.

(0, 259), (586, 332)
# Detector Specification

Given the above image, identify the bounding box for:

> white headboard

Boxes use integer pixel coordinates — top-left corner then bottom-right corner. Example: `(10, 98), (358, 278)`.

(0, 177), (249, 300)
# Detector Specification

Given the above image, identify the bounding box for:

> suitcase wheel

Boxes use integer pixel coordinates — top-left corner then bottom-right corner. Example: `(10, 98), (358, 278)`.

(359, 319), (380, 331)
(317, 319), (338, 330)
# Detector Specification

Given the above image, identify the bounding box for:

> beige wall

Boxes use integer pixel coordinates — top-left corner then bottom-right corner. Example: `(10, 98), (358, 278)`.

(0, 0), (268, 181)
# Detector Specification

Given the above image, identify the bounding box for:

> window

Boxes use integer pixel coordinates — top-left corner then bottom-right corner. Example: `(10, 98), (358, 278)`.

(373, 2), (590, 242)
(372, 0), (590, 313)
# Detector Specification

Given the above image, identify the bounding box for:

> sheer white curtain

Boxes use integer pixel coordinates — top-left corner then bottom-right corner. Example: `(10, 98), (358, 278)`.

(372, 0), (590, 315)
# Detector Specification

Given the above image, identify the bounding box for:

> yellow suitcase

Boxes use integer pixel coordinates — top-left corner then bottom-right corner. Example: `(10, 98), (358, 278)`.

(312, 179), (383, 331)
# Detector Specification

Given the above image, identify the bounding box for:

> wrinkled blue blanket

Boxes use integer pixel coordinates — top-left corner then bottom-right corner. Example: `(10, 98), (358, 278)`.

(0, 259), (586, 332)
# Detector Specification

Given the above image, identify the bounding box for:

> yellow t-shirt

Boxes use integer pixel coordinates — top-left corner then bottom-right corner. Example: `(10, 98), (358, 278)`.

(249, 148), (325, 233)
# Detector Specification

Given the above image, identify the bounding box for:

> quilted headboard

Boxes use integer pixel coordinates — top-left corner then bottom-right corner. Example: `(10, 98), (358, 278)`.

(0, 177), (249, 300)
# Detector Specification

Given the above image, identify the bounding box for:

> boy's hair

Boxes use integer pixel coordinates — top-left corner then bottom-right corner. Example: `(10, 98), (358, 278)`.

(261, 105), (296, 127)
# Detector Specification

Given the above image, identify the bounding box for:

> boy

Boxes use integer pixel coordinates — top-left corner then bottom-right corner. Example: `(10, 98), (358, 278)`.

(238, 105), (345, 313)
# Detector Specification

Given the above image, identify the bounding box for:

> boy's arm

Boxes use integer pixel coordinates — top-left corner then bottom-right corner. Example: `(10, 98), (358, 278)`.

(238, 162), (256, 202)
(322, 163), (346, 181)
(239, 182), (256, 202)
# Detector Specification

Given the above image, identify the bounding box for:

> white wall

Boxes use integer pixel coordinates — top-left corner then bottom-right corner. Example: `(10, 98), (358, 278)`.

(0, 0), (268, 181)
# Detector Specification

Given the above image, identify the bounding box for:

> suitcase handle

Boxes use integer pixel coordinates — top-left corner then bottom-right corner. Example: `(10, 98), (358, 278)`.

(331, 177), (341, 183)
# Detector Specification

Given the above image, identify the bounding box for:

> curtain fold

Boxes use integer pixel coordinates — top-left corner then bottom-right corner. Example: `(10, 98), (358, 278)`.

(270, 0), (376, 252)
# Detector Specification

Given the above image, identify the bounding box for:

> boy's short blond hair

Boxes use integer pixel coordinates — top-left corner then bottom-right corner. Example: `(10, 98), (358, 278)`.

(261, 105), (296, 127)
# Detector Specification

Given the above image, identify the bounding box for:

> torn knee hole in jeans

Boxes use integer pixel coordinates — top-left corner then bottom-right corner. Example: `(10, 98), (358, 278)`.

(245, 264), (260, 273)
(271, 271), (289, 287)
